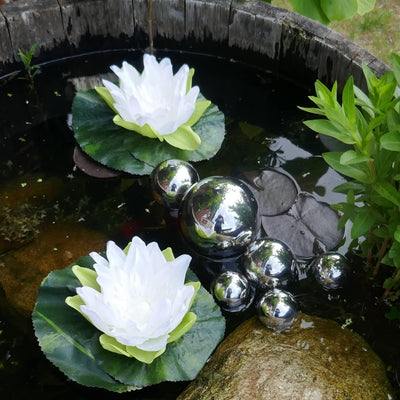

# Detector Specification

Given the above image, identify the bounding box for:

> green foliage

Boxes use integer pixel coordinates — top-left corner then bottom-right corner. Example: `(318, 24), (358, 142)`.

(17, 44), (40, 89)
(32, 256), (225, 391)
(264, 0), (376, 24)
(301, 53), (400, 315)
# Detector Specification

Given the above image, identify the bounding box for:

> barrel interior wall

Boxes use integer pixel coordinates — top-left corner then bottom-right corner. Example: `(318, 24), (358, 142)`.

(0, 0), (390, 90)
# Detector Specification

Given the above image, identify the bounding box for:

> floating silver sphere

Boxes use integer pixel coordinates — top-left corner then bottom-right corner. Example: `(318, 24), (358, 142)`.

(256, 289), (298, 332)
(243, 239), (294, 289)
(310, 252), (349, 290)
(179, 176), (258, 258)
(211, 271), (252, 312)
(151, 159), (199, 209)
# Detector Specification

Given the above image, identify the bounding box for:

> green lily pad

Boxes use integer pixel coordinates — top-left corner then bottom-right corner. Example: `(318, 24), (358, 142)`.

(32, 256), (225, 392)
(72, 90), (226, 175)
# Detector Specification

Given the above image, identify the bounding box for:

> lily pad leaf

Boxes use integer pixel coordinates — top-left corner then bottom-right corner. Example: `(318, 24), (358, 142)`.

(32, 256), (135, 392)
(32, 256), (225, 392)
(262, 193), (343, 258)
(72, 90), (225, 175)
(241, 169), (298, 216)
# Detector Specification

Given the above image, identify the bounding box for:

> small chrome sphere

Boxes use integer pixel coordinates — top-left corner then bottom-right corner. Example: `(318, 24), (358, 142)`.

(256, 289), (298, 332)
(179, 176), (258, 258)
(310, 252), (349, 290)
(243, 239), (294, 289)
(211, 271), (252, 312)
(151, 159), (199, 209)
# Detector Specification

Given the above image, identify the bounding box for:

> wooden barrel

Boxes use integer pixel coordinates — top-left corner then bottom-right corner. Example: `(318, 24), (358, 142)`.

(0, 0), (390, 89)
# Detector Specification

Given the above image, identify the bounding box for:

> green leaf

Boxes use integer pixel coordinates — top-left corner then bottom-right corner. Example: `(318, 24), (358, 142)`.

(380, 131), (400, 152)
(321, 0), (357, 21)
(72, 90), (225, 175)
(32, 258), (225, 391)
(323, 152), (374, 183)
(161, 247), (174, 262)
(342, 76), (356, 125)
(163, 125), (201, 151)
(340, 150), (372, 165)
(385, 306), (400, 320)
(356, 0), (376, 14)
(374, 181), (400, 207)
(392, 54), (400, 86)
(289, 0), (330, 24)
(185, 100), (211, 126)
(32, 257), (135, 392)
(71, 265), (100, 291)
(383, 277), (394, 289)
(113, 116), (160, 139)
(99, 335), (166, 364)
(332, 181), (365, 194)
(387, 108), (400, 132)
(304, 119), (356, 144)
(394, 225), (400, 242)
(94, 86), (118, 114)
(298, 106), (326, 116)
(167, 311), (197, 344)
(351, 209), (375, 238)
(186, 68), (195, 93)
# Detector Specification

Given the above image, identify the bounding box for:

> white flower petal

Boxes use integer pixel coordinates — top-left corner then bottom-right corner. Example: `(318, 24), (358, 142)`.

(74, 236), (195, 355)
(104, 56), (199, 136)
(136, 334), (169, 352)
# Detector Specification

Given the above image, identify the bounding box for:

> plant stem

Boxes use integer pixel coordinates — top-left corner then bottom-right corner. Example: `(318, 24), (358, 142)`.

(367, 160), (376, 181)
(381, 268), (400, 301)
(373, 237), (390, 277)
(366, 227), (374, 270)
(148, 0), (154, 55)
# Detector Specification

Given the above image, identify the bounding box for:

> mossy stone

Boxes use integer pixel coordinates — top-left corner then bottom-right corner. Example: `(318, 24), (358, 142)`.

(178, 314), (394, 400)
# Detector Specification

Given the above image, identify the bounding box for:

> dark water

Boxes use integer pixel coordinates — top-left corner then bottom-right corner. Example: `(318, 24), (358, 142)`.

(0, 49), (399, 398)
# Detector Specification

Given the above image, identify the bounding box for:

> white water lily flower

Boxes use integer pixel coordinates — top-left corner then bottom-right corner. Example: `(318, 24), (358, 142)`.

(66, 237), (199, 364)
(95, 54), (211, 151)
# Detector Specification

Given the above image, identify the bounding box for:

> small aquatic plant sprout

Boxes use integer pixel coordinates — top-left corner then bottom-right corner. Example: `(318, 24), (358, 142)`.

(66, 237), (199, 363)
(32, 237), (225, 392)
(72, 55), (225, 175)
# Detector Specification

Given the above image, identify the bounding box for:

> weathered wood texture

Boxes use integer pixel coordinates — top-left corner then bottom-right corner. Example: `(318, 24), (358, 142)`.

(0, 0), (390, 87)
(58, 0), (134, 48)
(186, 0), (231, 43)
(0, 9), (13, 64)
(1, 0), (64, 60)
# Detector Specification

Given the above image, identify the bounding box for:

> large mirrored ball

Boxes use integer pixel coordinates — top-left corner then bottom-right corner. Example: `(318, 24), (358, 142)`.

(151, 159), (199, 209)
(310, 252), (349, 290)
(256, 289), (298, 332)
(179, 177), (258, 258)
(211, 271), (252, 312)
(243, 239), (294, 289)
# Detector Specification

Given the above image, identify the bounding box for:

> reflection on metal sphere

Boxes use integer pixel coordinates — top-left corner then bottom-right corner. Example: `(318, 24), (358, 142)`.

(256, 289), (298, 332)
(179, 176), (258, 258)
(211, 271), (252, 312)
(310, 252), (348, 290)
(243, 239), (294, 289)
(151, 159), (199, 209)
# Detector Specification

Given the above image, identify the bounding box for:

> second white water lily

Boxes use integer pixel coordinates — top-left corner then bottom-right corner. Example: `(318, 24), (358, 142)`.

(66, 236), (199, 363)
(95, 54), (211, 151)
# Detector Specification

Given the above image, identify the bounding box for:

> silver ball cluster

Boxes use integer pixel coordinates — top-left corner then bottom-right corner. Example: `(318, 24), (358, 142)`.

(151, 160), (350, 333)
